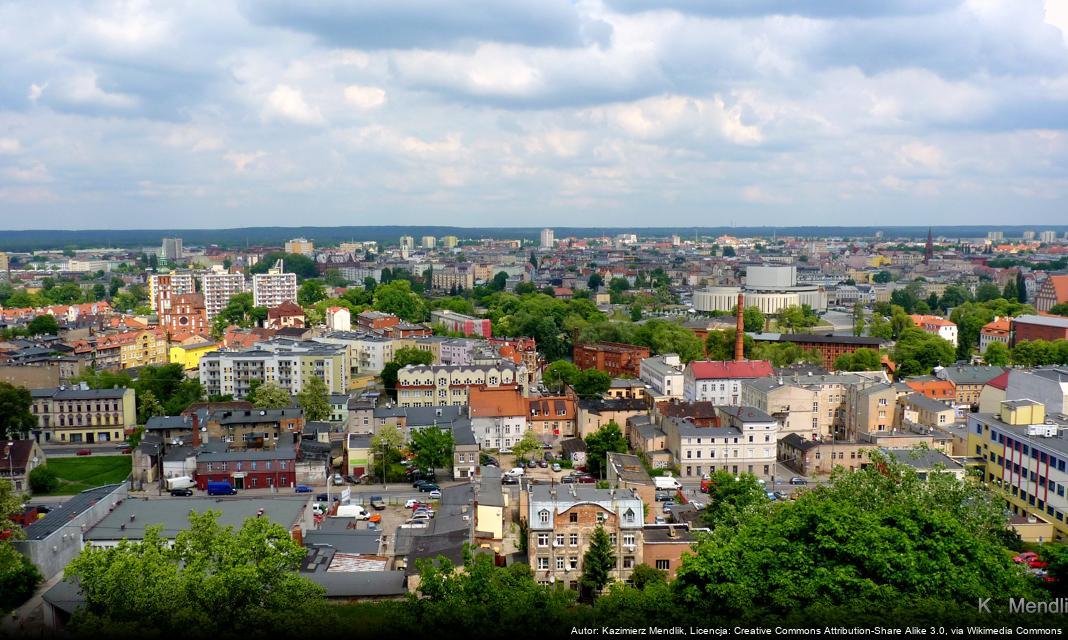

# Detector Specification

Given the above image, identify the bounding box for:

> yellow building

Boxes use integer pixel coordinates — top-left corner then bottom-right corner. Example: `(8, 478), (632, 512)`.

(970, 400), (1067, 541)
(119, 330), (169, 369)
(868, 255), (891, 267)
(169, 340), (220, 370)
(30, 386), (137, 444)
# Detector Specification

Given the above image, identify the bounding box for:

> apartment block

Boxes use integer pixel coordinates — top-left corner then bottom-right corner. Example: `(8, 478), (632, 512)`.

(639, 354), (686, 399)
(684, 360), (773, 405)
(252, 260), (298, 308)
(395, 362), (518, 407)
(148, 273), (195, 314)
(284, 238), (314, 256)
(198, 341), (348, 399)
(201, 273), (247, 320)
(664, 406), (779, 481)
(30, 385), (137, 445)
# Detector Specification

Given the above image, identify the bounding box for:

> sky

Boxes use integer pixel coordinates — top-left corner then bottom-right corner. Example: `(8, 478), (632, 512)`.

(1, 0), (1067, 230)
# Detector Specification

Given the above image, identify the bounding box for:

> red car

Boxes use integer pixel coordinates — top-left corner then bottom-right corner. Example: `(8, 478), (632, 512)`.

(1013, 552), (1040, 564)
(76, 449), (92, 456)
(576, 475), (596, 484)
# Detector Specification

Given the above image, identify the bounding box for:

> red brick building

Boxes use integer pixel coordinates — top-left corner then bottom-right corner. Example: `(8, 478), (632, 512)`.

(1012, 314), (1068, 345)
(356, 310), (399, 332)
(1035, 275), (1068, 313)
(754, 334), (885, 370)
(161, 293), (208, 335)
(573, 341), (651, 378)
(195, 446), (297, 490)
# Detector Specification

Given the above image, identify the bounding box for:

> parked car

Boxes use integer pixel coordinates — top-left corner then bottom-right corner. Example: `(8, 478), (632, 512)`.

(543, 451), (554, 461)
(404, 499), (425, 509)
(295, 485), (313, 493)
(419, 483), (440, 492)
(552, 463), (561, 472)
(766, 491), (778, 500)
(773, 491), (787, 500)
(655, 491), (674, 502)
(537, 460), (548, 468)
(663, 500), (676, 512)
(526, 459), (538, 469)
(1014, 551), (1040, 564)
(316, 493), (329, 502)
(413, 479), (431, 488)
(369, 496), (386, 510)
(428, 489), (442, 499)
(499, 447), (513, 454)
(654, 516), (667, 524)
(576, 475), (596, 484)
(76, 449), (92, 456)
(789, 477), (808, 485)
(480, 454), (498, 466)
(332, 473), (344, 485)
(561, 475), (575, 484)
(410, 512), (432, 521)
(169, 488), (193, 497)
(502, 475), (520, 485)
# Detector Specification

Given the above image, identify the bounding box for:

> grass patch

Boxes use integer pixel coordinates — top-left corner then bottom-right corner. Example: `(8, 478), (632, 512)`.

(41, 456), (132, 495)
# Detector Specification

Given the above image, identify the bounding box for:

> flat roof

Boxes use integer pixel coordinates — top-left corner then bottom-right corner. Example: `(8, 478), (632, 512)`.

(84, 496), (307, 541)
(22, 484), (125, 541)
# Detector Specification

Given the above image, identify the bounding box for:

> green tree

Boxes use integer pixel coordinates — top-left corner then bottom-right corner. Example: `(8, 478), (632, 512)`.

(373, 280), (428, 322)
(28, 464), (59, 494)
(0, 382), (36, 439)
(629, 564), (667, 590)
(587, 273), (604, 291)
(251, 383), (292, 409)
(705, 329), (753, 360)
(584, 421), (628, 479)
(370, 423), (405, 483)
(26, 314), (60, 336)
(490, 271), (509, 292)
(851, 301), (865, 336)
(136, 390), (165, 424)
(543, 360), (579, 393)
(975, 281), (1001, 302)
(511, 430), (542, 463)
(410, 427), (454, 470)
(572, 369), (612, 399)
(702, 470), (768, 527)
(64, 510), (330, 637)
(892, 327), (956, 377)
(1002, 279), (1019, 302)
(721, 246), (736, 257)
(867, 313), (893, 340)
(742, 306), (765, 333)
(777, 305), (819, 333)
(249, 252), (318, 280)
(580, 525), (616, 600)
(833, 348), (882, 372)
(380, 348), (434, 399)
(297, 279), (327, 307)
(1050, 303), (1068, 317)
(296, 376), (330, 422)
(1, 479), (42, 614)
(983, 341), (1011, 366)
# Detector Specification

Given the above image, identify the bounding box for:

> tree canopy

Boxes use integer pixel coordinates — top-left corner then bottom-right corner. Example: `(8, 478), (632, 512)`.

(381, 348), (435, 399)
(251, 383), (292, 409)
(892, 327), (956, 377)
(297, 376), (330, 422)
(410, 427), (454, 470)
(584, 421), (628, 479)
(0, 382), (36, 439)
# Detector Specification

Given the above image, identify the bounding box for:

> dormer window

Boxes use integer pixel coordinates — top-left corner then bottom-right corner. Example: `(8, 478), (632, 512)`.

(623, 508), (635, 524)
(539, 509), (550, 525)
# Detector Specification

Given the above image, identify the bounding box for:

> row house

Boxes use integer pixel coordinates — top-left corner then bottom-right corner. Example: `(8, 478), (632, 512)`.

(195, 445), (297, 490)
(30, 385), (137, 444)
(935, 365), (1008, 408)
(909, 314), (958, 347)
(742, 372), (883, 441)
(468, 384), (528, 450)
(201, 407), (305, 448)
(525, 485), (645, 589)
(72, 329), (168, 371)
(395, 362), (519, 407)
(663, 406), (779, 481)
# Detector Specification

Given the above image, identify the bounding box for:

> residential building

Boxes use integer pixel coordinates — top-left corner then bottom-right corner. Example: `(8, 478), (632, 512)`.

(663, 406), (778, 481)
(431, 266), (475, 292)
(1012, 314), (1068, 344)
(195, 445), (297, 490)
(317, 332), (394, 376)
(252, 260), (298, 308)
(980, 317), (1012, 353)
(326, 307), (351, 332)
(778, 434), (870, 476)
(883, 448), (966, 481)
(1040, 231), (1058, 244)
(1002, 368), (1068, 414)
(527, 394), (578, 441)
(1, 439), (46, 492)
(902, 377), (956, 403)
(968, 400), (1068, 539)
(198, 341), (348, 399)
(605, 452), (657, 522)
(468, 384), (528, 450)
(452, 419), (479, 479)
(161, 237), (183, 262)
(897, 392), (956, 430)
(573, 342), (650, 379)
(684, 360), (773, 405)
(440, 235), (459, 249)
(72, 329), (168, 370)
(201, 273), (246, 320)
(540, 228), (554, 249)
(430, 309), (491, 337)
(29, 385), (136, 444)
(525, 485), (644, 588)
(148, 273), (195, 314)
(909, 314), (958, 347)
(202, 407), (304, 447)
(399, 235), (414, 250)
(160, 293), (208, 336)
(420, 236), (436, 249)
(641, 526), (695, 580)
(1036, 275), (1068, 313)
(343, 433), (371, 478)
(936, 365), (1008, 407)
(845, 382), (906, 439)
(356, 310), (399, 333)
(577, 398), (648, 438)
(395, 363), (518, 407)
(284, 238), (314, 256)
(265, 301), (305, 330)
(639, 354), (685, 399)
(168, 338), (219, 370)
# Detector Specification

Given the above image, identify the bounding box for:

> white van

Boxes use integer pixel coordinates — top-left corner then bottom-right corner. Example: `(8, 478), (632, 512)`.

(506, 467), (525, 477)
(654, 476), (682, 491)
(332, 504), (370, 520)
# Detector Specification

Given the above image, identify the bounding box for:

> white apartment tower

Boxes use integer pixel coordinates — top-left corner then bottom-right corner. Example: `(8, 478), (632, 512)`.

(148, 273), (195, 313)
(252, 260), (298, 308)
(540, 228), (554, 249)
(201, 273), (247, 320)
(161, 238), (184, 262)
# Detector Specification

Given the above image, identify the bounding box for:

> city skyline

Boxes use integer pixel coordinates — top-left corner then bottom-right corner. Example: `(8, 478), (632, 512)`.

(1, 0), (1067, 229)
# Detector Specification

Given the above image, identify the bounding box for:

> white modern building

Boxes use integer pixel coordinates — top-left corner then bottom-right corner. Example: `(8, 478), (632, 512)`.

(540, 228), (554, 249)
(201, 273), (247, 320)
(639, 354), (685, 399)
(693, 265), (827, 315)
(683, 360), (774, 405)
(252, 260), (298, 308)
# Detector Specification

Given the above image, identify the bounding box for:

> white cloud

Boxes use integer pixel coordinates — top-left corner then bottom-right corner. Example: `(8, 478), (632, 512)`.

(59, 71), (139, 109)
(0, 138), (21, 154)
(263, 84), (324, 125)
(343, 85), (386, 110)
(224, 150), (267, 172)
(5, 162), (52, 183)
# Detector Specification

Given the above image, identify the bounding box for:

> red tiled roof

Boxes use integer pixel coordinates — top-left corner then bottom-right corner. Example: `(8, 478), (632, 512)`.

(986, 370), (1010, 391)
(1047, 275), (1068, 304)
(688, 360), (773, 379)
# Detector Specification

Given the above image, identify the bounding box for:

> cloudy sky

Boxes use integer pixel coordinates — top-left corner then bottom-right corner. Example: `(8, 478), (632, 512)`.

(1, 0), (1067, 230)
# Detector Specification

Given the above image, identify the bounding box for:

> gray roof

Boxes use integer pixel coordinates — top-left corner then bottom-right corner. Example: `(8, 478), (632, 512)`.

(145, 415), (192, 430)
(477, 476), (505, 507)
(85, 496), (308, 541)
(903, 392), (955, 414)
(215, 408), (302, 424)
(304, 530), (383, 555)
(883, 448), (963, 471)
(30, 387), (129, 400)
(717, 406), (775, 423)
(303, 570), (407, 598)
(197, 445), (297, 463)
(22, 484), (126, 541)
(1014, 314), (1068, 329)
(451, 418), (477, 446)
(373, 405), (466, 426)
(41, 579), (84, 616)
(936, 365), (1007, 385)
(668, 416), (741, 438)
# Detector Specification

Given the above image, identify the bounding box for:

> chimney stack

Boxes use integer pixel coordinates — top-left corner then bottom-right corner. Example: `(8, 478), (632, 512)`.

(734, 293), (745, 362)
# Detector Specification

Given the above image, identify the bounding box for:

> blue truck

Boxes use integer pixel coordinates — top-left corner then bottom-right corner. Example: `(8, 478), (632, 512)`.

(206, 481), (237, 496)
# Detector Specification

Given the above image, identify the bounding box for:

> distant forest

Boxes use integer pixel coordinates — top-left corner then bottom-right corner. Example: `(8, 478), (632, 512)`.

(1, 225), (1066, 252)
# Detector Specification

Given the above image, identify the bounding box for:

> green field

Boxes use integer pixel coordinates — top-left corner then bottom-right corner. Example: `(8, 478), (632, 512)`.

(42, 455), (133, 495)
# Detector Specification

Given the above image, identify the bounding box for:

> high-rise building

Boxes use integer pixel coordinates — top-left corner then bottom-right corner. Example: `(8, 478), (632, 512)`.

(1023, 231), (1036, 241)
(284, 238), (314, 256)
(161, 238), (184, 262)
(1040, 230), (1057, 243)
(0, 251), (8, 276)
(148, 273), (196, 313)
(988, 231), (1004, 241)
(540, 228), (554, 249)
(399, 235), (414, 250)
(201, 273), (247, 320)
(252, 260), (298, 308)
(421, 235), (436, 249)
(440, 235), (459, 249)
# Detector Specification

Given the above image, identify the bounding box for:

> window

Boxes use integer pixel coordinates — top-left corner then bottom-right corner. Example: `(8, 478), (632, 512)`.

(569, 512), (578, 523)
(555, 534), (564, 546)
(597, 512), (607, 524)
(655, 559), (670, 570)
(570, 533), (578, 546)
(623, 534), (635, 547)
(537, 534), (549, 547)
(623, 508), (636, 524)
(623, 557), (634, 569)
(569, 558), (578, 570)
(556, 557), (565, 570)
(539, 510), (550, 525)
(609, 533), (617, 546)
(537, 557), (549, 570)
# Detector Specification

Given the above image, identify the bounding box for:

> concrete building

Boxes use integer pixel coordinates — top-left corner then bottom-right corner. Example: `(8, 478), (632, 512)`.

(1012, 314), (1068, 344)
(200, 273), (247, 320)
(198, 341), (348, 399)
(420, 236), (436, 249)
(693, 265), (827, 315)
(936, 365), (1008, 408)
(639, 354), (686, 399)
(979, 317), (1011, 353)
(1002, 368), (1068, 414)
(252, 260), (298, 308)
(316, 331), (395, 376)
(148, 273), (195, 314)
(742, 372), (888, 441)
(395, 362), (518, 407)
(467, 384), (529, 450)
(326, 306), (351, 332)
(1040, 231), (1058, 244)
(161, 237), (183, 262)
(284, 238), (315, 256)
(525, 485), (644, 588)
(540, 228), (555, 249)
(845, 382), (906, 439)
(30, 385), (137, 445)
(683, 360), (773, 405)
(910, 314), (958, 347)
(399, 235), (414, 250)
(778, 434), (871, 476)
(430, 309), (491, 337)
(431, 266), (475, 292)
(897, 392), (956, 430)
(663, 406), (778, 481)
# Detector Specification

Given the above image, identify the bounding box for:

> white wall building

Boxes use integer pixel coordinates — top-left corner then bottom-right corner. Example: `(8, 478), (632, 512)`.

(639, 354), (685, 399)
(252, 260), (298, 308)
(201, 273), (247, 320)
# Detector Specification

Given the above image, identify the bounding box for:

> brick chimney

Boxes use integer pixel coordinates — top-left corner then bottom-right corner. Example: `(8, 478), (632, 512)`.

(734, 292), (745, 362)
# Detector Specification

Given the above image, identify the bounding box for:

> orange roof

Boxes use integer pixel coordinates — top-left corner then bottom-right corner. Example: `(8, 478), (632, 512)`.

(528, 395), (576, 421)
(904, 379), (956, 400)
(468, 384), (526, 418)
(910, 314), (956, 328)
(1046, 275), (1068, 305)
(980, 317), (1011, 336)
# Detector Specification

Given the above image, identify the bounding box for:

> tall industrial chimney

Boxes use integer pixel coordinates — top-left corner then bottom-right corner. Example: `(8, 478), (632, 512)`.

(734, 293), (745, 362)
